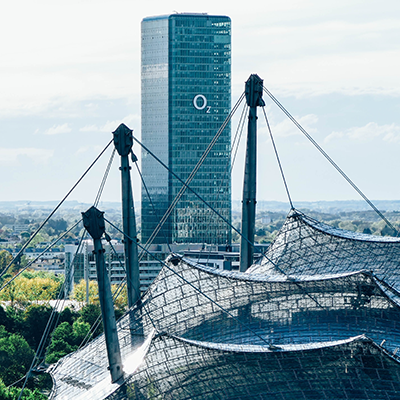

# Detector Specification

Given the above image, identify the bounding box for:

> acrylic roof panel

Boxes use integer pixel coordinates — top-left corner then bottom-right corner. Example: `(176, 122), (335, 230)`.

(49, 255), (400, 399)
(105, 334), (400, 400)
(248, 209), (400, 292)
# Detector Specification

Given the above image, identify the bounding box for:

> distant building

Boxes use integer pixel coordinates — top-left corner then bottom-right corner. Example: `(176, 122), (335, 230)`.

(64, 241), (164, 295)
(12, 246), (65, 274)
(141, 13), (232, 245)
(63, 241), (267, 297)
(3, 224), (30, 235)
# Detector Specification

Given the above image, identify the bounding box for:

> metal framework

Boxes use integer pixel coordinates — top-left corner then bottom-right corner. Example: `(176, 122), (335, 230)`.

(44, 71), (400, 398)
(247, 209), (400, 292)
(48, 209), (400, 399)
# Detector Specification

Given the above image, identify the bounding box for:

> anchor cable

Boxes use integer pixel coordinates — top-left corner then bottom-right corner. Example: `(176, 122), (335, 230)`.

(94, 147), (116, 207)
(16, 226), (87, 400)
(138, 92), (246, 250)
(134, 162), (172, 255)
(0, 139), (114, 280)
(105, 218), (272, 346)
(261, 106), (294, 209)
(0, 220), (82, 292)
(262, 86), (397, 233)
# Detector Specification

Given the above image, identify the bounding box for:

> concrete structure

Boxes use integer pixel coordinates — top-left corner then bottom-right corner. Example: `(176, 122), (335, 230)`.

(141, 13), (232, 245)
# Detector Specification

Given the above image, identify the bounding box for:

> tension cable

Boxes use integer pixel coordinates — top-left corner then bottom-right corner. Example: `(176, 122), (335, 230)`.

(262, 86), (397, 234)
(0, 139), (114, 280)
(261, 106), (294, 209)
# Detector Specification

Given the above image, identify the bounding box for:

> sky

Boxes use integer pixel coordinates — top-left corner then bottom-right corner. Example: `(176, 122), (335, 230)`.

(2, 0), (400, 206)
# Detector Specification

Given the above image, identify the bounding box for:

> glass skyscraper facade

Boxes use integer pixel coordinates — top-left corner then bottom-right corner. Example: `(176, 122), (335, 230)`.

(141, 13), (231, 245)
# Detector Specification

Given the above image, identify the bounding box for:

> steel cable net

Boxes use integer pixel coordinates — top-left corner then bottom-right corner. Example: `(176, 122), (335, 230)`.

(248, 209), (400, 292)
(49, 218), (400, 399)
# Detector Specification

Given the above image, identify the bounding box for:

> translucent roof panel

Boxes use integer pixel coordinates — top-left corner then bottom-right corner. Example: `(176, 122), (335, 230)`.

(49, 256), (400, 399)
(106, 334), (400, 400)
(248, 209), (400, 293)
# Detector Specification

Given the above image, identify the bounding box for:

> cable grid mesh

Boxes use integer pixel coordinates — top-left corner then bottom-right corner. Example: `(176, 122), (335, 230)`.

(49, 210), (400, 399)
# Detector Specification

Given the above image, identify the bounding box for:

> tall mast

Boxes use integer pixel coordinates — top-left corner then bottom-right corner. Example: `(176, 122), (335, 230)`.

(82, 206), (124, 383)
(239, 74), (265, 272)
(113, 123), (140, 308)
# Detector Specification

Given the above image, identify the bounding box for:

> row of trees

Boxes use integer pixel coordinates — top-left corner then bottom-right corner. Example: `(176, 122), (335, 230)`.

(231, 210), (400, 244)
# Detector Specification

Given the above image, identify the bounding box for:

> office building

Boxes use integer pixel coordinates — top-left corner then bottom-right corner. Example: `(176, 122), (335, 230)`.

(141, 13), (231, 245)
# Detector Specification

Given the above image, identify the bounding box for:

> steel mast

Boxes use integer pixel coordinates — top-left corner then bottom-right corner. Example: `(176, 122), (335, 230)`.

(239, 74), (265, 272)
(82, 206), (124, 383)
(113, 123), (140, 308)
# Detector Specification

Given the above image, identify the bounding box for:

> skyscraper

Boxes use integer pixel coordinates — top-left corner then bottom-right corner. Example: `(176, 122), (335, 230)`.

(141, 13), (231, 245)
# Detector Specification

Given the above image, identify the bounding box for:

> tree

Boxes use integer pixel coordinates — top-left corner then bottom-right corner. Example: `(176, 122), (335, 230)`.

(0, 326), (33, 386)
(0, 271), (64, 307)
(71, 279), (99, 304)
(45, 319), (90, 364)
(0, 378), (46, 400)
(79, 303), (103, 338)
(20, 232), (30, 240)
(4, 307), (24, 335)
(47, 219), (68, 235)
(45, 322), (74, 364)
(23, 304), (53, 349)
(59, 307), (78, 325)
(0, 250), (12, 275)
(71, 279), (127, 312)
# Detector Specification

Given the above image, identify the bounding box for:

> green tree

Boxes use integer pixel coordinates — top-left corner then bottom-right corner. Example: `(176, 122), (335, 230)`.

(0, 378), (46, 400)
(59, 307), (78, 325)
(72, 319), (90, 344)
(4, 307), (24, 335)
(79, 303), (103, 338)
(23, 304), (53, 349)
(45, 322), (74, 364)
(0, 326), (33, 386)
(45, 319), (90, 364)
(0, 250), (12, 275)
(47, 219), (68, 234)
(0, 271), (64, 307)
(20, 232), (30, 240)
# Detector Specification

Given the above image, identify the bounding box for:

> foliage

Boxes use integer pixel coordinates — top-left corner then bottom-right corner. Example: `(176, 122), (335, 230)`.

(4, 307), (24, 335)
(0, 326), (33, 387)
(58, 307), (78, 325)
(0, 250), (12, 276)
(0, 271), (64, 307)
(46, 219), (68, 235)
(45, 320), (90, 364)
(0, 378), (46, 400)
(79, 303), (103, 338)
(23, 304), (53, 349)
(71, 279), (127, 311)
(0, 214), (16, 227)
(71, 280), (99, 304)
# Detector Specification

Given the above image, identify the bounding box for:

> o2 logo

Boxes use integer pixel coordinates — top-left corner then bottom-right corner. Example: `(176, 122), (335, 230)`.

(193, 94), (211, 114)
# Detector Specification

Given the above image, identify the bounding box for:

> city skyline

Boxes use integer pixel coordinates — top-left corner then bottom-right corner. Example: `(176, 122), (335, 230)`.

(2, 1), (400, 206)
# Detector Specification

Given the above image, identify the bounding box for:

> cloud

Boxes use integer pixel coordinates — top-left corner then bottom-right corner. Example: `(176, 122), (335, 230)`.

(325, 122), (400, 143)
(44, 123), (71, 135)
(324, 131), (344, 142)
(271, 114), (318, 137)
(79, 114), (140, 133)
(75, 145), (104, 155)
(0, 148), (54, 165)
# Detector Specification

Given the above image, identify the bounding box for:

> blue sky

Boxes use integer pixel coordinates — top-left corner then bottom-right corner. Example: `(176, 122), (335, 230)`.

(2, 0), (400, 205)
